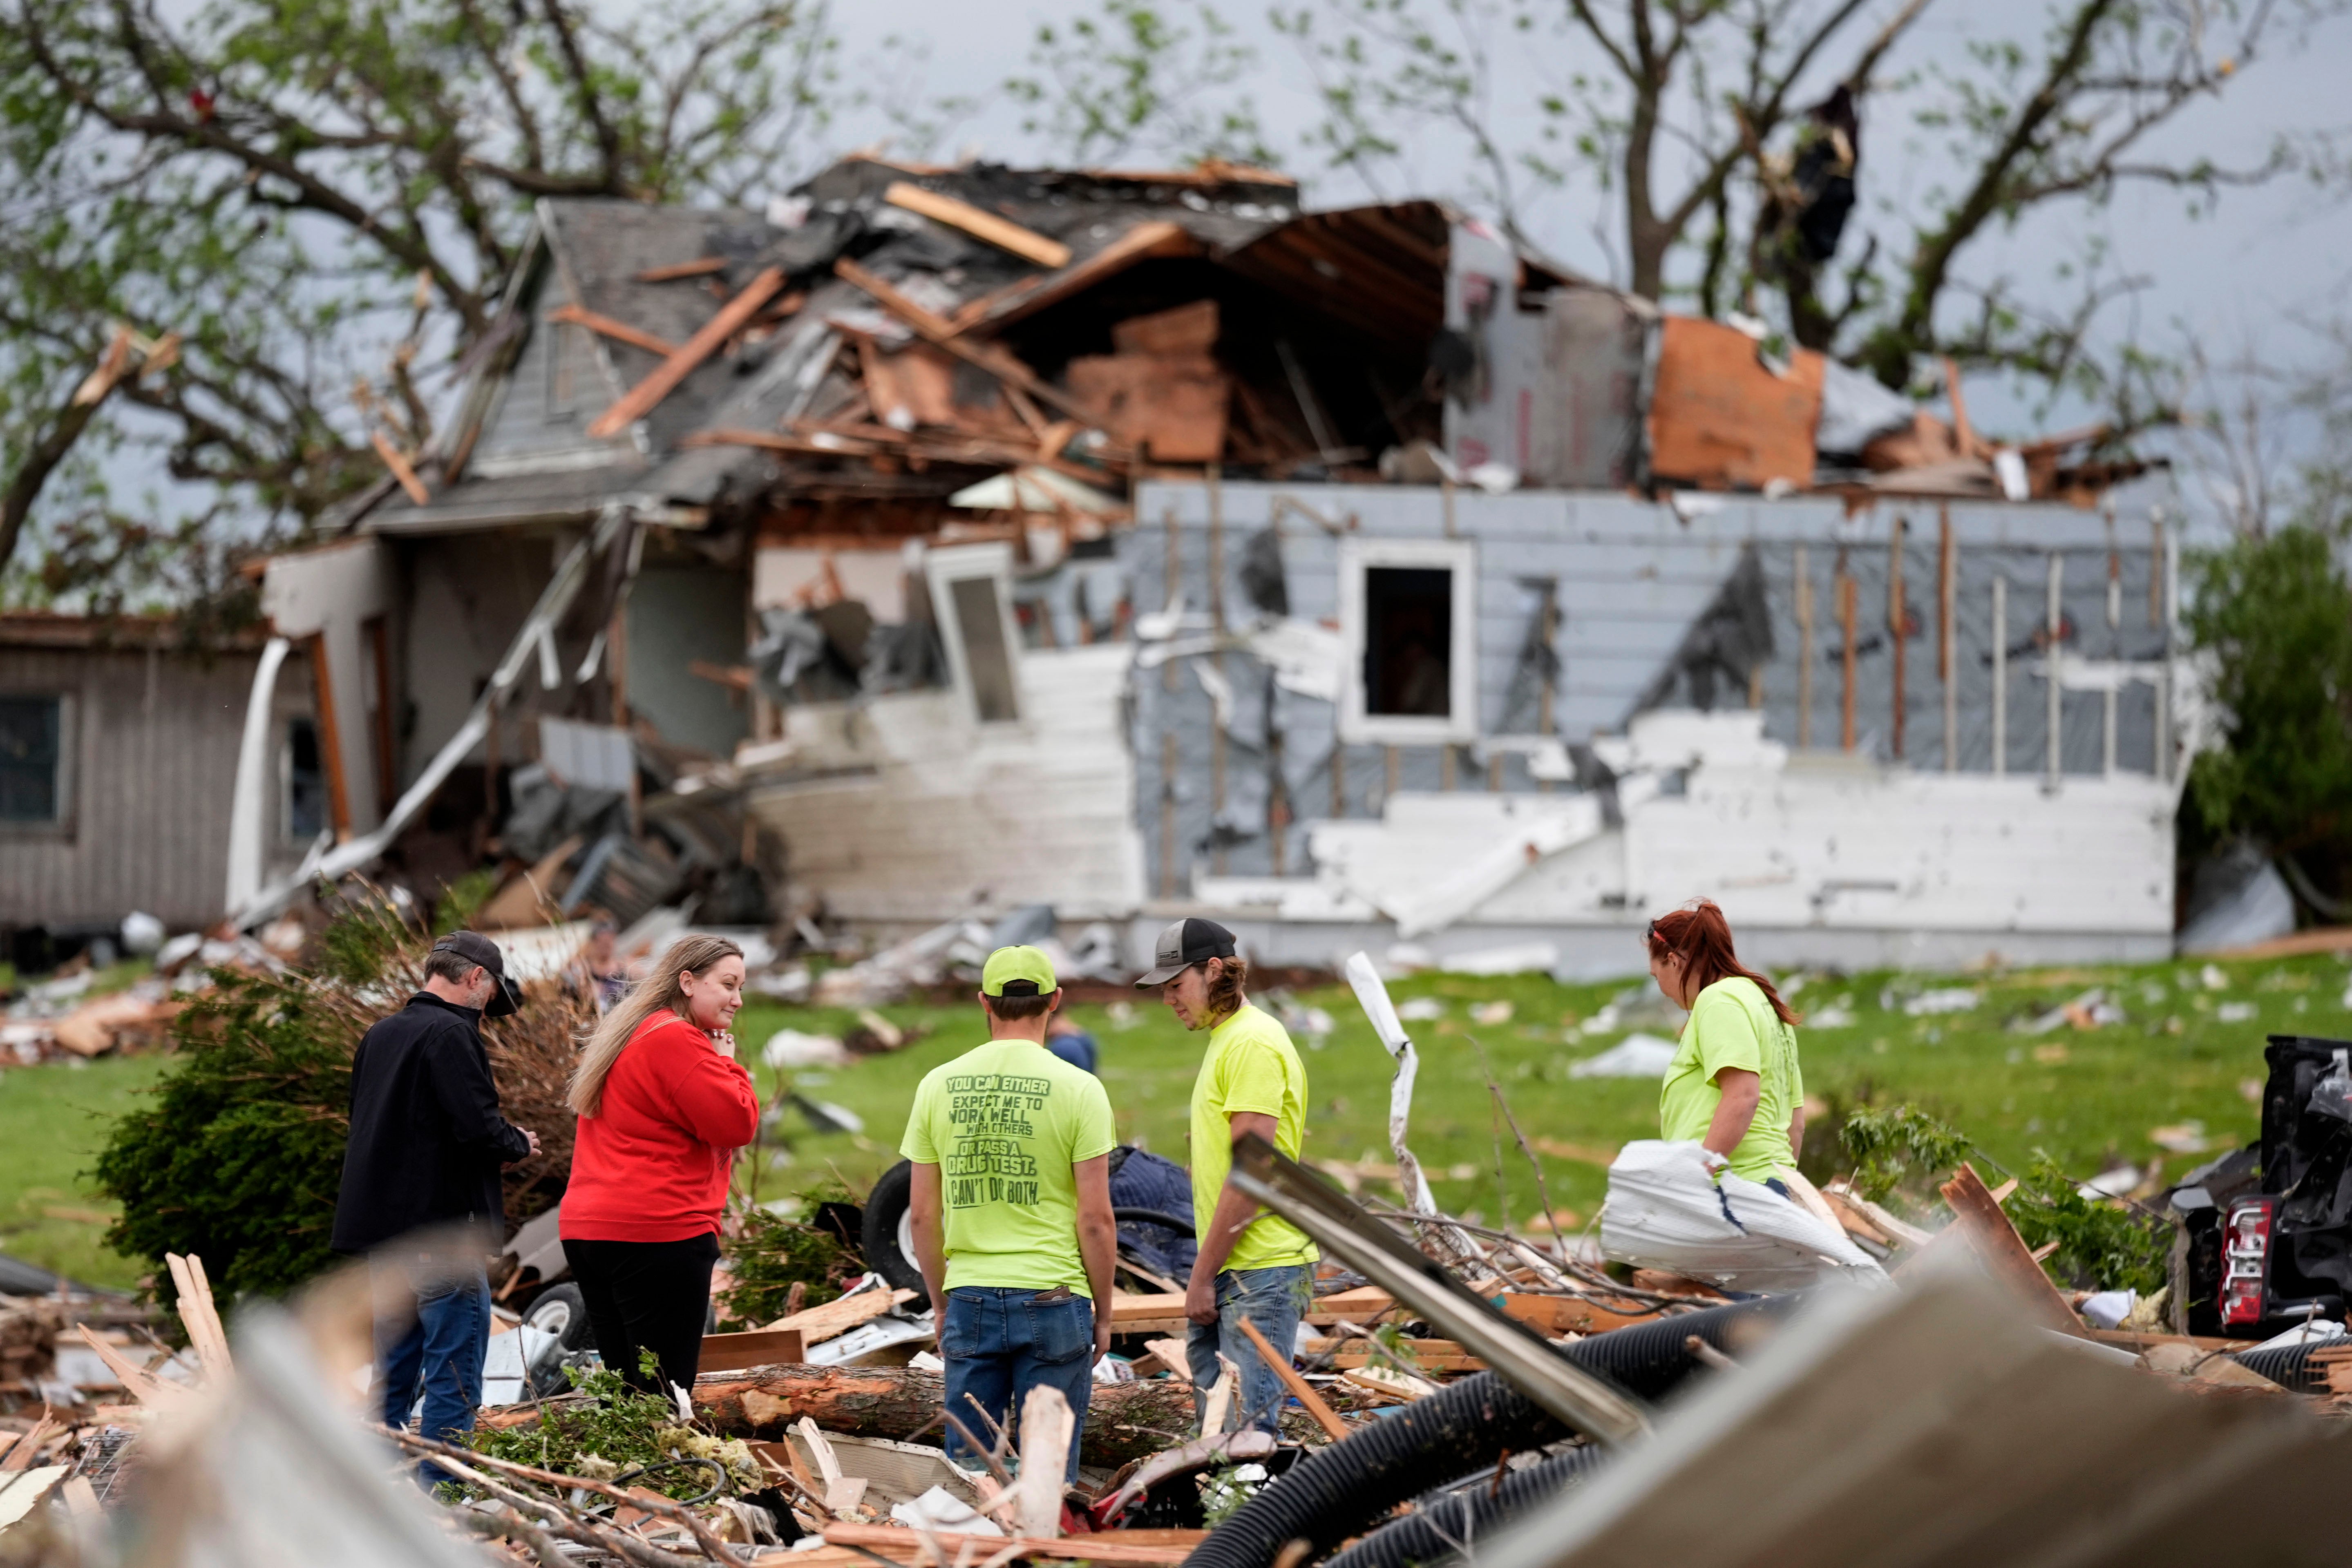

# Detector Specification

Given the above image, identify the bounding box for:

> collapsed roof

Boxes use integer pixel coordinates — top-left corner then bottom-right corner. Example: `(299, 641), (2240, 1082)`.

(340, 158), (1493, 539)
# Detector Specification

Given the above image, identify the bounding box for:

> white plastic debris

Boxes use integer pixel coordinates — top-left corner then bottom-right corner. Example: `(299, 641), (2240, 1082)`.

(892, 1485), (1003, 1537)
(764, 1029), (850, 1069)
(1568, 1033), (1680, 1079)
(2078, 1289), (2137, 1330)
(2247, 1316), (2348, 1351)
(1396, 998), (1446, 1021)
(2217, 1001), (2258, 1023)
(1599, 1140), (1889, 1293)
(120, 911), (167, 955)
(1903, 988), (1981, 1017)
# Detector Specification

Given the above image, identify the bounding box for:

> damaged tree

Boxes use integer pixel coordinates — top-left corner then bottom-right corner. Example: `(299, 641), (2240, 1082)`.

(0, 0), (833, 587)
(1284, 0), (2323, 406)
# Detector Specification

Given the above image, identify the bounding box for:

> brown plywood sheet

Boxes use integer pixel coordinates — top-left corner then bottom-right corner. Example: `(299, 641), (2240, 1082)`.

(1064, 353), (1228, 462)
(1113, 300), (1219, 356)
(1646, 315), (1824, 491)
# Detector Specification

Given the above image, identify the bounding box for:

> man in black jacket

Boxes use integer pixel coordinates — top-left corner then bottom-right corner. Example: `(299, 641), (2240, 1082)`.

(334, 930), (539, 1467)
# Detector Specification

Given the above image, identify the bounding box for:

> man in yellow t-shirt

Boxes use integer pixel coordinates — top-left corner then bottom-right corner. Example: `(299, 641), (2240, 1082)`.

(902, 946), (1117, 1481)
(1136, 918), (1317, 1434)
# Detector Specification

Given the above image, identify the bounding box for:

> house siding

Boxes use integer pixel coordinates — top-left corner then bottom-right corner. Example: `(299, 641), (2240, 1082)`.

(0, 643), (312, 931)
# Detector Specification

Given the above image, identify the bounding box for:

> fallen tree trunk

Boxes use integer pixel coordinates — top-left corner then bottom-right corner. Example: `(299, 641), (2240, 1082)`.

(691, 1363), (1377, 1467)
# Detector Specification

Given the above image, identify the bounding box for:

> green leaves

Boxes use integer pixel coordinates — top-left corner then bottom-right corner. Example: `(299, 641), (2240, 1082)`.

(2185, 525), (2352, 866)
(2006, 1155), (2169, 1295)
(1838, 1101), (1973, 1203)
(1005, 0), (1274, 169)
(0, 0), (834, 602)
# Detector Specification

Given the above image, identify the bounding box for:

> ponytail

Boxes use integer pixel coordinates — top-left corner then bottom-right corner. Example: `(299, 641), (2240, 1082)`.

(1645, 899), (1799, 1025)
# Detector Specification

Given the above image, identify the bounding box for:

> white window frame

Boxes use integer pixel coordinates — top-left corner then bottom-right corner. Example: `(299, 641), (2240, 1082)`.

(924, 542), (1024, 726)
(1338, 537), (1480, 745)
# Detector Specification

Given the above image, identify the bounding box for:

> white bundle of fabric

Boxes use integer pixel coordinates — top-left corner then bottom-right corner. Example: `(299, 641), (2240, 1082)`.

(1599, 1140), (1890, 1293)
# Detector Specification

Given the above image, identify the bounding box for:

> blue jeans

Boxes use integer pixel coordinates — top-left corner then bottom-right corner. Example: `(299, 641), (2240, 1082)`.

(940, 1287), (1096, 1483)
(1187, 1264), (1313, 1435)
(373, 1256), (490, 1484)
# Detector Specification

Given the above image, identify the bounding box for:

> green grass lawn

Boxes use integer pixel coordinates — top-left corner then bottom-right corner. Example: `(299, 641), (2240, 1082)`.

(8, 948), (2346, 1289)
(0, 1053), (171, 1290)
(732, 949), (2352, 1229)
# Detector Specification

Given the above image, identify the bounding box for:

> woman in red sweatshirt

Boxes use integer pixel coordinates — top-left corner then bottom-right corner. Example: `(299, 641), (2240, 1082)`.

(561, 933), (760, 1395)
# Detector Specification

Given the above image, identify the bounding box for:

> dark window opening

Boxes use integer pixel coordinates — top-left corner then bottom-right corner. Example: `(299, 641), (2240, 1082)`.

(0, 696), (61, 823)
(949, 576), (1021, 723)
(286, 716), (326, 839)
(1363, 566), (1454, 717)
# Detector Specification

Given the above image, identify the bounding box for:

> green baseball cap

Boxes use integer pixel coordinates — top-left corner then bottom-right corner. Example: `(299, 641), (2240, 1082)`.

(981, 945), (1059, 997)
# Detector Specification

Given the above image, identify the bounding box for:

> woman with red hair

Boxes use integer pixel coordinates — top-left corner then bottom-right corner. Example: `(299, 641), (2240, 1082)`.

(1645, 900), (1806, 1190)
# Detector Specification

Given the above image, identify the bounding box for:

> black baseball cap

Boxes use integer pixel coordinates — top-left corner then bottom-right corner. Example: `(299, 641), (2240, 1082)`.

(432, 930), (523, 1018)
(1134, 917), (1239, 987)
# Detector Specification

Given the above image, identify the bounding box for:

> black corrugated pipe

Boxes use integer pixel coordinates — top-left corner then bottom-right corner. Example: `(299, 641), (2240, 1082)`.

(1320, 1447), (1605, 1568)
(1180, 1296), (1795, 1568)
(2230, 1338), (2337, 1394)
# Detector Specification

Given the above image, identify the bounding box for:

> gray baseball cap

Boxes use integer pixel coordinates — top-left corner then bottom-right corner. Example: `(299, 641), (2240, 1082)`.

(1133, 917), (1239, 987)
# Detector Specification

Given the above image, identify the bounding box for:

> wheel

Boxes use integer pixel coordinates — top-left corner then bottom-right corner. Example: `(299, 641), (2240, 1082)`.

(861, 1160), (926, 1293)
(523, 1283), (595, 1351)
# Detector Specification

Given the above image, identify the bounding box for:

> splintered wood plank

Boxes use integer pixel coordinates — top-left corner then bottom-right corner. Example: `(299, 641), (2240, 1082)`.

(587, 266), (784, 438)
(546, 303), (680, 359)
(833, 259), (1112, 436)
(1238, 1317), (1349, 1441)
(762, 1288), (916, 1344)
(369, 431), (430, 506)
(637, 257), (729, 282)
(1938, 1163), (2087, 1338)
(885, 182), (1071, 269)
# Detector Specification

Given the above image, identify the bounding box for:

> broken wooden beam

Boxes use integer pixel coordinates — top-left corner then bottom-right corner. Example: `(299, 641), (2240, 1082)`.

(1937, 1162), (2089, 1337)
(369, 431), (431, 506)
(546, 303), (680, 359)
(832, 259), (1121, 440)
(636, 257), (729, 282)
(885, 181), (1071, 269)
(948, 220), (1202, 333)
(760, 1286), (916, 1344)
(587, 265), (785, 438)
(1238, 1316), (1350, 1441)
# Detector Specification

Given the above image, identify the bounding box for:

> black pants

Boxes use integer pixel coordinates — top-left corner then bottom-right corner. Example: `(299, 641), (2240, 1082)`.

(565, 1232), (719, 1397)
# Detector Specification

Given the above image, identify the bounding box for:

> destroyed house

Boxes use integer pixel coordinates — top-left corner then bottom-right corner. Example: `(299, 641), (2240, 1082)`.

(235, 155), (2181, 974)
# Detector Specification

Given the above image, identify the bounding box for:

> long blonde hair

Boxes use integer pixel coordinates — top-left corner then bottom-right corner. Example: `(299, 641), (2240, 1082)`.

(567, 934), (743, 1117)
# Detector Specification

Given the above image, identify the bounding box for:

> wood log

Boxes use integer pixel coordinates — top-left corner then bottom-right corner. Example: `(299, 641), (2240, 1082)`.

(694, 1364), (1197, 1468)
(693, 1363), (1383, 1467)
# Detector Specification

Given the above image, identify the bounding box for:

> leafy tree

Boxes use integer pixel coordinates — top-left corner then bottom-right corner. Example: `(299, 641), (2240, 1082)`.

(1005, 0), (1276, 169)
(1272, 0), (2336, 409)
(2184, 524), (2352, 897)
(0, 0), (837, 601)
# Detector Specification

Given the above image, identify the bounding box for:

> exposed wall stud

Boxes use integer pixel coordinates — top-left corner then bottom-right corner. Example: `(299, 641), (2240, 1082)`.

(1795, 545), (1813, 748)
(1992, 573), (2007, 776)
(1938, 508), (1956, 772)
(1837, 558), (1858, 753)
(2045, 552), (2064, 790)
(1889, 516), (1907, 760)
